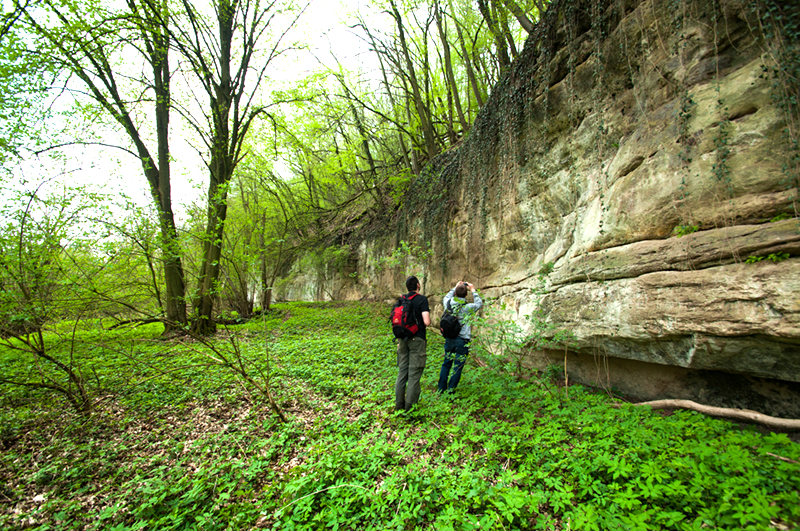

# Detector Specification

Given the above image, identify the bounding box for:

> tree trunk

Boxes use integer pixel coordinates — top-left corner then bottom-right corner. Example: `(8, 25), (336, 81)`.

(389, 0), (438, 162)
(25, 0), (189, 332)
(151, 22), (188, 330)
(128, 0), (188, 330)
(435, 0), (469, 136)
(183, 0), (241, 335)
(191, 152), (231, 334)
(260, 226), (272, 311)
(336, 73), (385, 214)
(258, 186), (290, 312)
(368, 26), (419, 175)
(476, 51), (494, 90)
(498, 0), (535, 33)
(404, 89), (422, 174)
(494, 0), (518, 59)
(451, 9), (485, 109)
(351, 102), (384, 213)
(477, 0), (511, 68)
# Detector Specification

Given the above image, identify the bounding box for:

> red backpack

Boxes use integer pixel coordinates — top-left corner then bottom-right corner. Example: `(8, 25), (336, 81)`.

(391, 293), (419, 339)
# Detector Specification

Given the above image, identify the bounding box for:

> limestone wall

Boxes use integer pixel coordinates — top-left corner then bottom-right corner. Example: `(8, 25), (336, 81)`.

(278, 0), (800, 416)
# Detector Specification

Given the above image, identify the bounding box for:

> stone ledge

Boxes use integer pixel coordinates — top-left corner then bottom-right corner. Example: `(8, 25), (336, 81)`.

(551, 217), (800, 286)
(544, 258), (800, 381)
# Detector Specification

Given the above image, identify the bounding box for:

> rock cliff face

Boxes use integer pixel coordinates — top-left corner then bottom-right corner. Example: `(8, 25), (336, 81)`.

(280, 0), (800, 417)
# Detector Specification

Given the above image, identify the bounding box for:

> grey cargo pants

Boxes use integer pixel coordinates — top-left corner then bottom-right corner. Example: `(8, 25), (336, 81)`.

(395, 336), (427, 411)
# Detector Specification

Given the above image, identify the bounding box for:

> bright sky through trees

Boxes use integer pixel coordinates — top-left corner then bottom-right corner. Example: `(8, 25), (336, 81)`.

(4, 0), (533, 218)
(10, 0), (377, 218)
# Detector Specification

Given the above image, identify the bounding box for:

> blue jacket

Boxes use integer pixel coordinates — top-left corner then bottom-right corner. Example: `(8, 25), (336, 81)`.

(442, 288), (483, 340)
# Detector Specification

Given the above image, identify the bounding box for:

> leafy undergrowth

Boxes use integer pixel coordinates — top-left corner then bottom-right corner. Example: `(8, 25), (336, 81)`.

(0, 302), (798, 530)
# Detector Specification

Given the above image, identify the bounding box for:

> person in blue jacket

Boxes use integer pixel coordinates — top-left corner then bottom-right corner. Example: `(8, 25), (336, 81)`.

(438, 280), (483, 393)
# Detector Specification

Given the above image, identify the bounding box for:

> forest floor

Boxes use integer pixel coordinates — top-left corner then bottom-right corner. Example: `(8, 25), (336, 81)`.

(1, 301), (799, 530)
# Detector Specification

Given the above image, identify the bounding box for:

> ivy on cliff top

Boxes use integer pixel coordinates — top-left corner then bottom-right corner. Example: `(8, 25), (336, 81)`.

(366, 0), (798, 275)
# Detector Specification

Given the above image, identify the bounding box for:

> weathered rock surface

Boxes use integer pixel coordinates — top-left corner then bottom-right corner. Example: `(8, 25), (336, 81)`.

(545, 259), (800, 380)
(279, 0), (800, 416)
(551, 218), (800, 284)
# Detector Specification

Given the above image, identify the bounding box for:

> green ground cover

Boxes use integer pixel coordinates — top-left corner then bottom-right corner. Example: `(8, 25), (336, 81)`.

(1, 302), (798, 530)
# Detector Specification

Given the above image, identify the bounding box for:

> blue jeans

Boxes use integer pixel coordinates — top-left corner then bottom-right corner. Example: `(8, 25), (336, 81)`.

(438, 337), (468, 393)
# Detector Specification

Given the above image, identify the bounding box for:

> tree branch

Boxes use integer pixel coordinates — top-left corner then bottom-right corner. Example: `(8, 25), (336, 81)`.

(621, 399), (800, 431)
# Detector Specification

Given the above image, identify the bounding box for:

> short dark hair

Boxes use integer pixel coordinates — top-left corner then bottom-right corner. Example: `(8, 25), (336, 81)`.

(406, 276), (419, 292)
(455, 283), (468, 298)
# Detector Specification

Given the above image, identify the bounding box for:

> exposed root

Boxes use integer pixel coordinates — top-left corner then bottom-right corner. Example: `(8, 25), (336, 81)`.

(623, 399), (800, 431)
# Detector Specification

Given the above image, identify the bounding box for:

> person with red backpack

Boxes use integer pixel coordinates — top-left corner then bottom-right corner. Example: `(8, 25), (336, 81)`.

(391, 275), (430, 412)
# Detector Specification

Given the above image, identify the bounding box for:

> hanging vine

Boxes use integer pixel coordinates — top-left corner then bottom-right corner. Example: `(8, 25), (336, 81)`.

(750, 0), (800, 216)
(563, 0), (579, 226)
(670, 0), (698, 233)
(711, 0), (734, 199)
(591, 0), (610, 237)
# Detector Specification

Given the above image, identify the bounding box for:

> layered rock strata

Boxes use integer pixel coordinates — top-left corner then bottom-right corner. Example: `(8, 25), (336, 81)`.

(280, 0), (800, 417)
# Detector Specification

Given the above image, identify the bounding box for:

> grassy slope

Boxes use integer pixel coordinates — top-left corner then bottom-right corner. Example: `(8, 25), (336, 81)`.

(0, 301), (799, 530)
